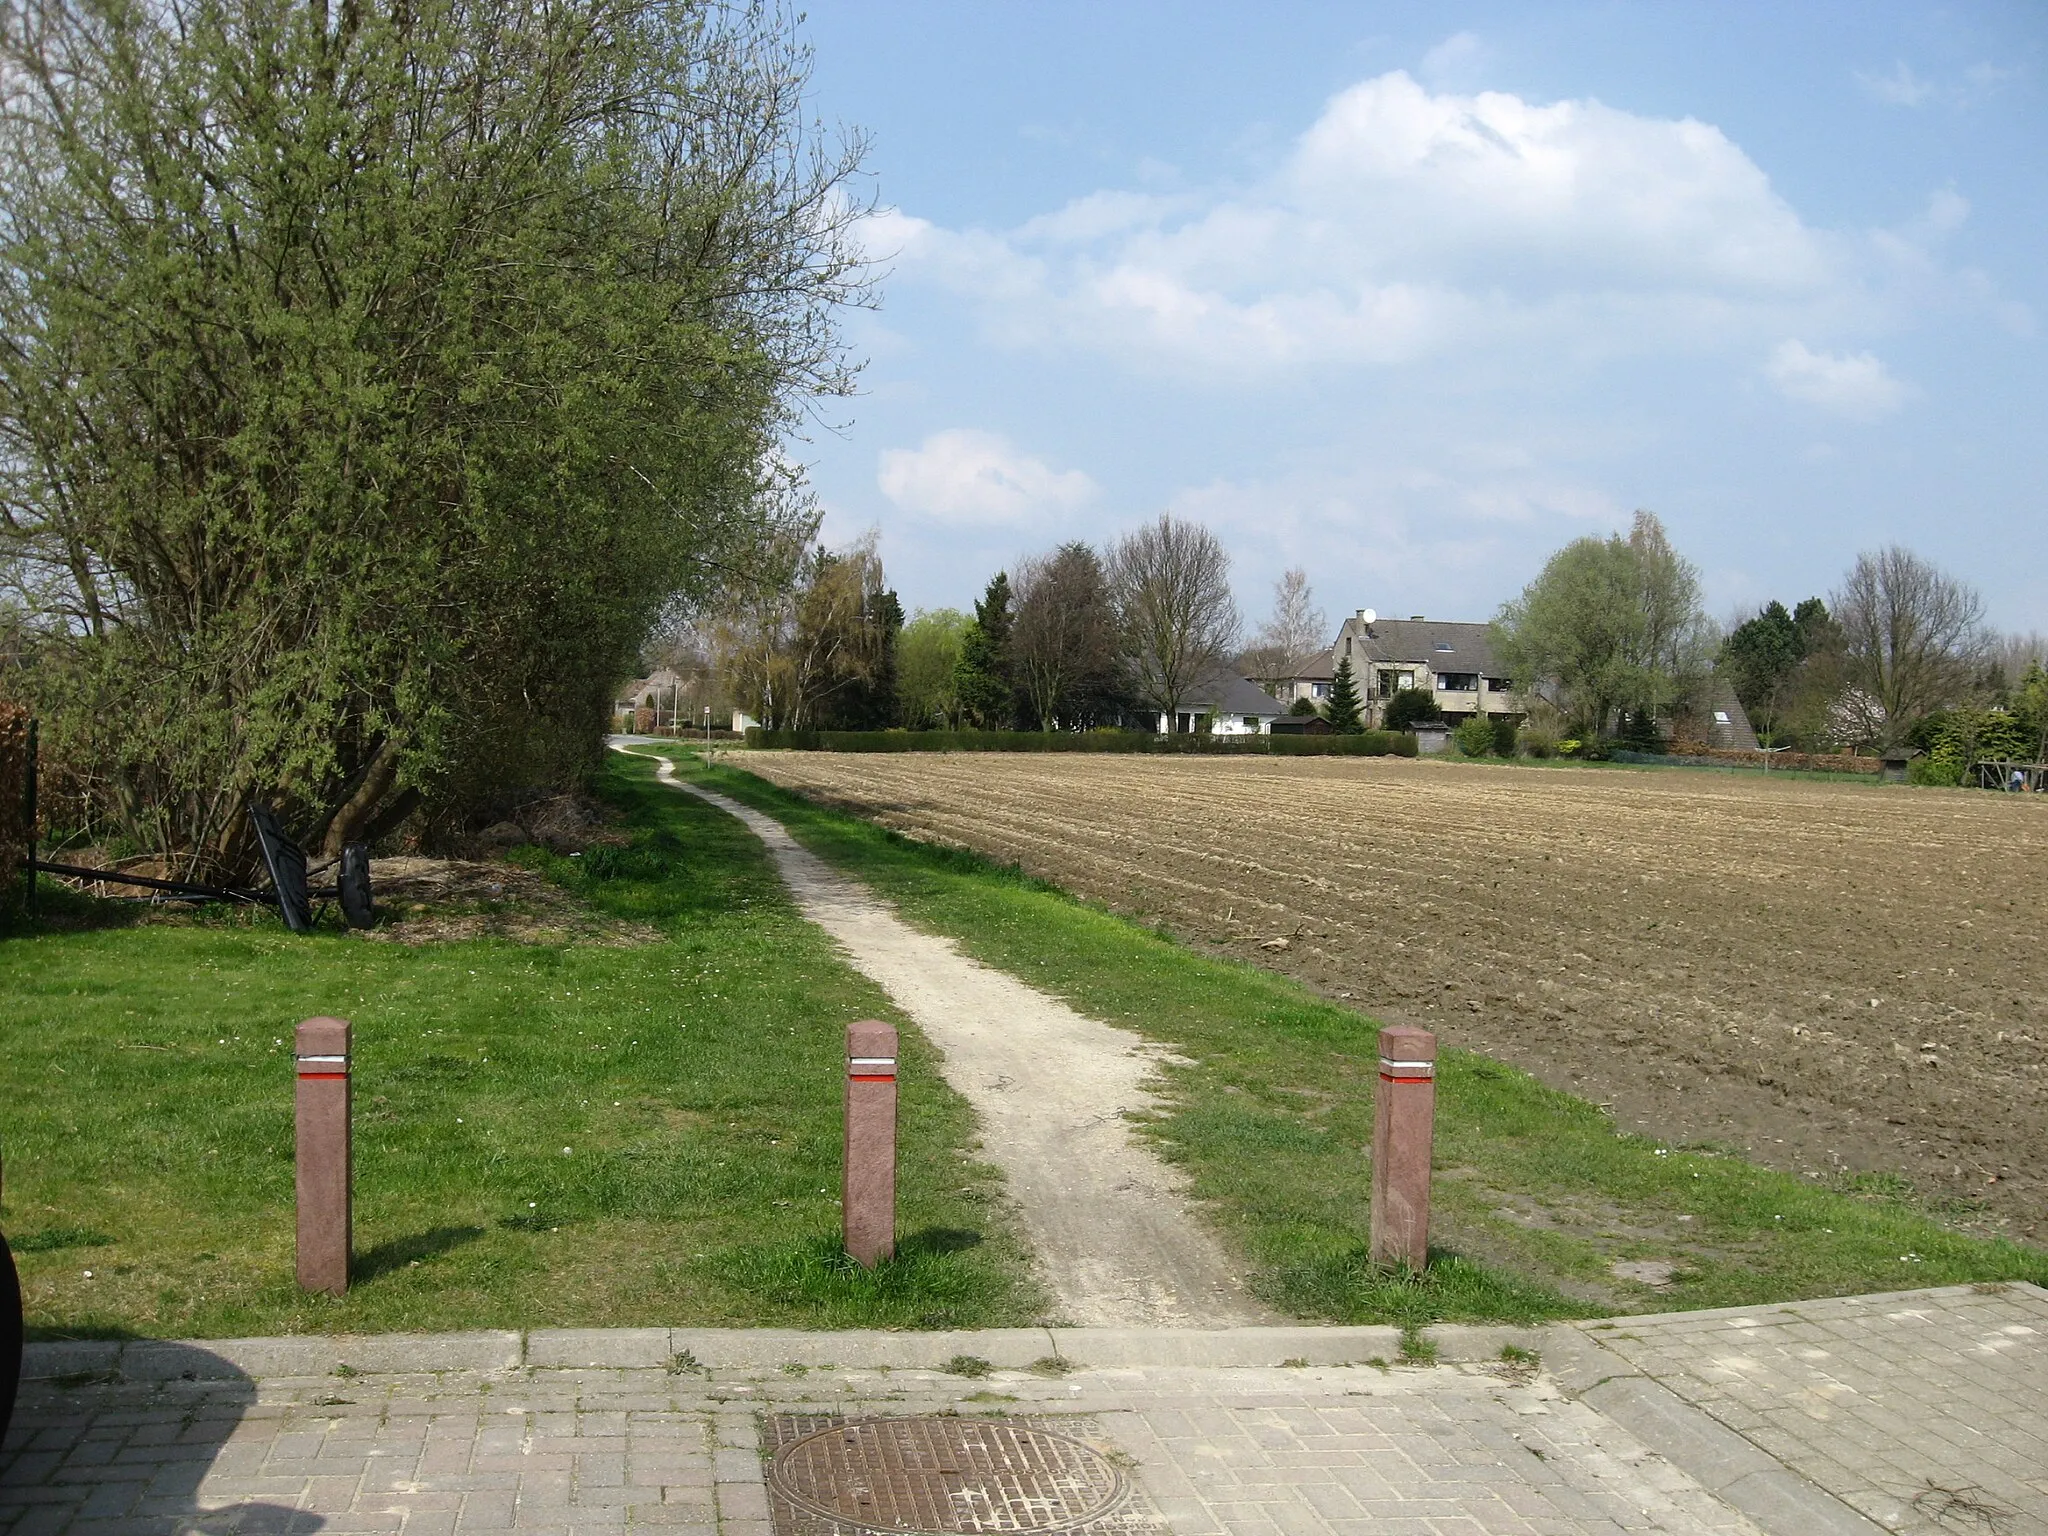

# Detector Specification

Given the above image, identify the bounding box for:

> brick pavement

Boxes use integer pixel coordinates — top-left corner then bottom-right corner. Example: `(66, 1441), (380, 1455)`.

(1558, 1282), (2048, 1536)
(1, 1287), (2041, 1536)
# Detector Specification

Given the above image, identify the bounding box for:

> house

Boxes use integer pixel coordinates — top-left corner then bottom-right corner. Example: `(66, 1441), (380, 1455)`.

(615, 667), (687, 718)
(1689, 678), (1760, 751)
(1329, 611), (1522, 727)
(1157, 670), (1290, 735)
(1265, 648), (1334, 708)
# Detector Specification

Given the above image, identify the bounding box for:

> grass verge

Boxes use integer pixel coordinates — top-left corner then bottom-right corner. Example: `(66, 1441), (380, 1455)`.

(676, 747), (2048, 1326)
(0, 750), (1039, 1339)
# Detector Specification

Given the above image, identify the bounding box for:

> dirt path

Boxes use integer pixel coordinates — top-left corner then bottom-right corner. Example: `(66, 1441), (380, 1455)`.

(631, 752), (1269, 1327)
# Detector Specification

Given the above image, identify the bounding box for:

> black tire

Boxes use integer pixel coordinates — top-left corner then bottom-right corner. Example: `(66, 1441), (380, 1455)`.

(0, 1230), (21, 1451)
(338, 843), (374, 930)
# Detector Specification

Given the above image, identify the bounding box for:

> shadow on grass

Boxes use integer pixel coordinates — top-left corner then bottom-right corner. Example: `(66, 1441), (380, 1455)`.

(351, 1225), (487, 1283)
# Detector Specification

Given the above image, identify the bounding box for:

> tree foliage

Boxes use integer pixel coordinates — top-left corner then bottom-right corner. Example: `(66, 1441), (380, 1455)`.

(1011, 542), (1120, 730)
(1108, 514), (1239, 723)
(1719, 597), (1841, 747)
(1323, 656), (1365, 734)
(1492, 511), (1713, 738)
(953, 572), (1017, 729)
(1382, 687), (1440, 731)
(1829, 546), (1986, 751)
(895, 608), (969, 730)
(1242, 567), (1326, 688)
(0, 0), (865, 874)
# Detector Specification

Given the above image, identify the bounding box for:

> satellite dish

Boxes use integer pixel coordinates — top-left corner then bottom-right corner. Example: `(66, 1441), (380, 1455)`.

(1360, 609), (1377, 626)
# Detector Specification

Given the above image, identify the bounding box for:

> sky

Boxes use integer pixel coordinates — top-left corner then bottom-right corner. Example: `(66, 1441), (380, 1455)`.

(789, 1), (2046, 639)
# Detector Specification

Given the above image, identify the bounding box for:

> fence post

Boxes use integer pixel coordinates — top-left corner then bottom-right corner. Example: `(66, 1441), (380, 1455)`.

(1370, 1025), (1436, 1271)
(295, 1016), (352, 1294)
(843, 1019), (898, 1268)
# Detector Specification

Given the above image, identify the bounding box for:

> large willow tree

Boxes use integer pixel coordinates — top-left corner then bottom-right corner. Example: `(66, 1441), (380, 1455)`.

(0, 0), (864, 876)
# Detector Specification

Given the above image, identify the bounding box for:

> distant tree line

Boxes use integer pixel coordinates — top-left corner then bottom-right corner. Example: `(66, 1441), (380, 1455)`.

(701, 513), (1248, 733)
(1490, 514), (2042, 774)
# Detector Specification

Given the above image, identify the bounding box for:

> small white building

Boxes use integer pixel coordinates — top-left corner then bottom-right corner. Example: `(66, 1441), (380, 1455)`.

(1156, 670), (1290, 735)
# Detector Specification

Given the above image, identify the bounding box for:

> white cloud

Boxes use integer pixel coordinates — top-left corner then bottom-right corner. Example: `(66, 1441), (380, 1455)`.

(1856, 60), (2020, 108)
(877, 430), (1097, 526)
(1766, 340), (1909, 419)
(876, 70), (1851, 378)
(1856, 62), (1935, 107)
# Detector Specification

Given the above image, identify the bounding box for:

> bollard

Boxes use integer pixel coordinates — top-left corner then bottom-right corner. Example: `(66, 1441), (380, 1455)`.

(843, 1019), (898, 1268)
(295, 1016), (352, 1294)
(1370, 1024), (1436, 1271)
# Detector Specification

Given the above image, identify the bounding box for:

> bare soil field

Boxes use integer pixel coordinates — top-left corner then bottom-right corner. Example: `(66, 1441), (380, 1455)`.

(735, 752), (2048, 1242)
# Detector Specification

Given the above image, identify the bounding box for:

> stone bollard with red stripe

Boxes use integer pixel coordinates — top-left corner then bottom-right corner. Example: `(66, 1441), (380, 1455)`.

(843, 1019), (898, 1268)
(1370, 1025), (1436, 1271)
(295, 1016), (353, 1295)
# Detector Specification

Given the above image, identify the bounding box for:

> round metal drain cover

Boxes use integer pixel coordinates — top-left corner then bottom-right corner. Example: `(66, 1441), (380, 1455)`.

(771, 1417), (1127, 1532)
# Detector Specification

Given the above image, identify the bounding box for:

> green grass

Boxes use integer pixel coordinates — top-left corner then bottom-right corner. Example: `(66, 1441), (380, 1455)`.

(0, 750), (1040, 1339)
(673, 747), (2048, 1325)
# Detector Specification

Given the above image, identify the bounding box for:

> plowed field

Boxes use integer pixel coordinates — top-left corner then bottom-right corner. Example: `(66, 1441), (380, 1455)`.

(735, 752), (2048, 1241)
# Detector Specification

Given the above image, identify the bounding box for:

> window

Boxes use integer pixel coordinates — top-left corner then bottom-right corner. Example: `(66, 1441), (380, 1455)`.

(1436, 672), (1479, 692)
(1243, 716), (1259, 729)
(1714, 710), (1731, 725)
(1434, 641), (1454, 652)
(1313, 682), (1328, 698)
(1398, 672), (1414, 689)
(1486, 677), (1512, 692)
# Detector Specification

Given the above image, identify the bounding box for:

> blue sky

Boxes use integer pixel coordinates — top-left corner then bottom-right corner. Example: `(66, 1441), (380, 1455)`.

(792, 2), (2045, 637)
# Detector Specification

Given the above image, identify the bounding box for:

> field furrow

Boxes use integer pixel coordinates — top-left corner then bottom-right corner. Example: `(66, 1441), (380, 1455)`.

(737, 751), (2048, 1241)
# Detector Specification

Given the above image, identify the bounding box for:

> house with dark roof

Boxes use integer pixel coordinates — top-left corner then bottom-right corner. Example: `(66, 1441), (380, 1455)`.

(1267, 647), (1335, 708)
(1157, 669), (1290, 735)
(1331, 610), (1523, 727)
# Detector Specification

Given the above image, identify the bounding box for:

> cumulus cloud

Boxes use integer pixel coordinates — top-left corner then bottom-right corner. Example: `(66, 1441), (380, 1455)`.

(873, 70), (1856, 377)
(1766, 340), (1909, 419)
(876, 430), (1097, 526)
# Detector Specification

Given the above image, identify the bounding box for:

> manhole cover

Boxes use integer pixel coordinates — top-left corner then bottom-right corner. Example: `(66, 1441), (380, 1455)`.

(769, 1417), (1128, 1533)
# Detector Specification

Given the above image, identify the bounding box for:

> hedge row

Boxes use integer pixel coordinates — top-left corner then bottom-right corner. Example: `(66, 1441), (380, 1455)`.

(742, 727), (1419, 757)
(1610, 747), (1882, 775)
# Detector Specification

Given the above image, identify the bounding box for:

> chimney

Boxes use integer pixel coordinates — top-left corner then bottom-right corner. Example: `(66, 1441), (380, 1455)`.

(1410, 614), (1425, 621)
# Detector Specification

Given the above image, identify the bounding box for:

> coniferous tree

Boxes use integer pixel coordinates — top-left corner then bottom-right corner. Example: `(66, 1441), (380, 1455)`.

(1325, 656), (1366, 733)
(954, 572), (1018, 728)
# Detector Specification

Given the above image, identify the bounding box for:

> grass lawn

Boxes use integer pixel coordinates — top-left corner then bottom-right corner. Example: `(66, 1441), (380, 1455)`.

(677, 747), (2048, 1327)
(0, 750), (1040, 1340)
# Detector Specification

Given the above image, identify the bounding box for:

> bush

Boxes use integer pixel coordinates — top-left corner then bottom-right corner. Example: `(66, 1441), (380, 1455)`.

(1287, 696), (1320, 716)
(1451, 718), (1494, 757)
(1491, 717), (1519, 757)
(1909, 755), (1964, 787)
(744, 728), (1419, 758)
(1383, 688), (1442, 731)
(1522, 729), (1556, 759)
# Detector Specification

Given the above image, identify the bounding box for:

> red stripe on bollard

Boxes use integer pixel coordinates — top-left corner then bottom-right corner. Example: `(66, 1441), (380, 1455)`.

(294, 1017), (352, 1295)
(843, 1020), (898, 1268)
(1370, 1026), (1436, 1272)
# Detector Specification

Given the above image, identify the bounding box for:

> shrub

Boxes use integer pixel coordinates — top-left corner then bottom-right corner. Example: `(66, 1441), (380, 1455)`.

(1452, 718), (1494, 757)
(1909, 755), (1964, 787)
(1523, 730), (1556, 759)
(1383, 688), (1442, 731)
(1287, 696), (1320, 716)
(1491, 717), (1519, 757)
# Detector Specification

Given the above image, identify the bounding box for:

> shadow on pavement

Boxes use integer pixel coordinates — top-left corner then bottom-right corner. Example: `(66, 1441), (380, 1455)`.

(0, 1341), (322, 1533)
